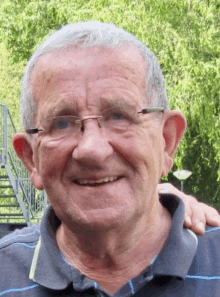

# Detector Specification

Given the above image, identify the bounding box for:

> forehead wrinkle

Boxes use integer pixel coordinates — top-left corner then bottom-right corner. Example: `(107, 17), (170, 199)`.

(98, 85), (144, 110)
(107, 47), (147, 90)
(97, 65), (146, 92)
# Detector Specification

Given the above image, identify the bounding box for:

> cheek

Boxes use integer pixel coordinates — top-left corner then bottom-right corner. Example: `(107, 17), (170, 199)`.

(132, 128), (164, 177)
(110, 128), (160, 169)
(36, 139), (73, 179)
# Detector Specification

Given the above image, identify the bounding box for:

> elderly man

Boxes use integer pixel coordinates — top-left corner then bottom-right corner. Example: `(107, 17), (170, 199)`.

(1, 22), (220, 296)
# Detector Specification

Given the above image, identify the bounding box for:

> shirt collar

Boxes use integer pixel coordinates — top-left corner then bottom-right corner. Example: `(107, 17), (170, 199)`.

(29, 206), (73, 289)
(152, 194), (198, 279)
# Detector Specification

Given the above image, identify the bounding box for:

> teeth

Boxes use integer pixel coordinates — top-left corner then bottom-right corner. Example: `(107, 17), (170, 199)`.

(76, 176), (118, 185)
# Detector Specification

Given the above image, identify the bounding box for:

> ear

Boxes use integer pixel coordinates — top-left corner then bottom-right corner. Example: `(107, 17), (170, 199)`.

(13, 132), (44, 190)
(161, 110), (187, 177)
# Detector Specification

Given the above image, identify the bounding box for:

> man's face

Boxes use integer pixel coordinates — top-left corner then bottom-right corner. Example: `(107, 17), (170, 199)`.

(29, 46), (172, 230)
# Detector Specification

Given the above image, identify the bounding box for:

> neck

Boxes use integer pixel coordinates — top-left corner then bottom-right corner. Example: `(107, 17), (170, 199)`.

(56, 201), (171, 294)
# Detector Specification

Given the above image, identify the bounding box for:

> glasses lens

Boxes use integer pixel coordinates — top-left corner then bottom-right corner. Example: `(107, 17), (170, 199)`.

(101, 105), (139, 134)
(48, 116), (80, 137)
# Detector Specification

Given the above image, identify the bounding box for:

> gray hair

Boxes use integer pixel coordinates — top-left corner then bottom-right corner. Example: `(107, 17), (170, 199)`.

(21, 21), (169, 130)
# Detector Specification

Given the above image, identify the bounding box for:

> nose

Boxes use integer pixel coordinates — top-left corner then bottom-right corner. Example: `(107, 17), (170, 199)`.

(72, 118), (114, 167)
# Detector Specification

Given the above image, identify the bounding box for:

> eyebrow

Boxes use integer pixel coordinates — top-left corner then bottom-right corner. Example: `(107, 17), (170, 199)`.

(99, 97), (138, 110)
(43, 100), (78, 119)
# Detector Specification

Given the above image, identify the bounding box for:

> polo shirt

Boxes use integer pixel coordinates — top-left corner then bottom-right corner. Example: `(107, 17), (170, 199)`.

(0, 194), (220, 296)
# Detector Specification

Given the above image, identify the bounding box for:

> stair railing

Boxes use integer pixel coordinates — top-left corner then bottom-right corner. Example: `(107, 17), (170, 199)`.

(0, 103), (47, 224)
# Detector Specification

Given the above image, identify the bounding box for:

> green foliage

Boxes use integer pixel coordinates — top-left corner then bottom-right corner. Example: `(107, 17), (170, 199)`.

(0, 43), (25, 129)
(0, 0), (219, 206)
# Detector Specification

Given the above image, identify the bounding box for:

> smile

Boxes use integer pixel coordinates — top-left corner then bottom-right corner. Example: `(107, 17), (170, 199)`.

(74, 176), (120, 186)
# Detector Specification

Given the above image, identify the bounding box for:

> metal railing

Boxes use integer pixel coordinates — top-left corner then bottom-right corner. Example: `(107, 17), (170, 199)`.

(0, 103), (47, 224)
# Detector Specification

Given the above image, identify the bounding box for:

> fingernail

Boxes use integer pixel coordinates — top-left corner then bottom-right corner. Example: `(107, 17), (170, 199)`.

(213, 216), (220, 225)
(185, 216), (192, 225)
(197, 222), (205, 233)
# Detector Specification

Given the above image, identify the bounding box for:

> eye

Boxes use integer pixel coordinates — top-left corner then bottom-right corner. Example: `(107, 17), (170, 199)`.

(51, 117), (73, 130)
(104, 111), (131, 130)
(57, 120), (69, 129)
(110, 113), (125, 120)
(102, 107), (134, 127)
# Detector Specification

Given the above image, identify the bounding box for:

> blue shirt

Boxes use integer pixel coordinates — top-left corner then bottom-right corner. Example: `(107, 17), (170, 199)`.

(0, 194), (220, 296)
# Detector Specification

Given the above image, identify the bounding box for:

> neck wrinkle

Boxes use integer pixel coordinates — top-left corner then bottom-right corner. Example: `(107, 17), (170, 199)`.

(55, 202), (172, 278)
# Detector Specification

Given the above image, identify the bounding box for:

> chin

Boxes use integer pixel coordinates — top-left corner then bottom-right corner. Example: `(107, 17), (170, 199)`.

(58, 206), (136, 232)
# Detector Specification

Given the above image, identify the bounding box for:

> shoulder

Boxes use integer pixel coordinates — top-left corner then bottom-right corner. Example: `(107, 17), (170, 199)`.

(183, 226), (220, 296)
(197, 226), (220, 248)
(0, 224), (41, 295)
(188, 226), (220, 275)
(196, 226), (220, 258)
(0, 224), (40, 270)
(0, 224), (40, 250)
(203, 226), (220, 236)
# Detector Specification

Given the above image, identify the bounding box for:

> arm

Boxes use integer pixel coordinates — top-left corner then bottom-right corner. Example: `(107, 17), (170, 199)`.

(157, 183), (220, 234)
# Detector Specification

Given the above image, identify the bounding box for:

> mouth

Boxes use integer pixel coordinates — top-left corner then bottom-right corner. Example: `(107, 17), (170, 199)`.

(74, 176), (121, 186)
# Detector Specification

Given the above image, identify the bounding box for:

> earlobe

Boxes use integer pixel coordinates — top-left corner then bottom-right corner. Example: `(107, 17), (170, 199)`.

(161, 111), (187, 177)
(161, 153), (174, 177)
(30, 168), (44, 190)
(13, 132), (44, 190)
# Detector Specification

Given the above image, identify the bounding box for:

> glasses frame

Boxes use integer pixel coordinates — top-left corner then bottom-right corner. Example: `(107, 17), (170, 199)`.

(25, 107), (164, 135)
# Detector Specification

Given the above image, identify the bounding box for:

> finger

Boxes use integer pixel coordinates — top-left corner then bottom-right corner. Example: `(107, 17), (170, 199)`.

(182, 197), (193, 228)
(157, 183), (174, 194)
(183, 215), (192, 228)
(180, 194), (206, 234)
(158, 184), (195, 229)
(189, 202), (207, 235)
(201, 203), (220, 226)
(206, 215), (220, 226)
(158, 183), (220, 232)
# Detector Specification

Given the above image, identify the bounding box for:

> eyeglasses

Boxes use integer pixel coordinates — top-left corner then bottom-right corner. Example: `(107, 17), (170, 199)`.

(25, 106), (164, 137)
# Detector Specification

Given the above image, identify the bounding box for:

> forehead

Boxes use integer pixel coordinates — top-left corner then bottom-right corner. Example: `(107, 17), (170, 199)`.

(31, 45), (147, 117)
